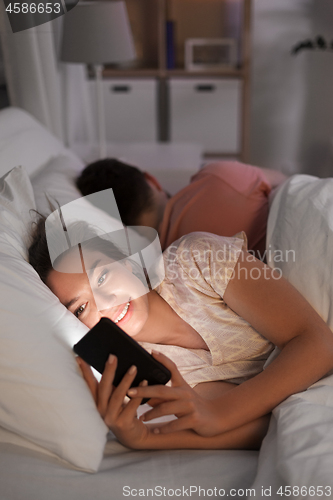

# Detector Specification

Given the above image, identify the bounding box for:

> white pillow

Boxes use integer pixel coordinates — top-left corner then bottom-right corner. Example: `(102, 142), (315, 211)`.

(267, 174), (333, 330)
(0, 107), (78, 178)
(31, 154), (84, 215)
(0, 166), (108, 472)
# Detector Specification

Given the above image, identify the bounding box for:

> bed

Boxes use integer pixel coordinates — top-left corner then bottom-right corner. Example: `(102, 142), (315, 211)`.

(0, 106), (333, 499)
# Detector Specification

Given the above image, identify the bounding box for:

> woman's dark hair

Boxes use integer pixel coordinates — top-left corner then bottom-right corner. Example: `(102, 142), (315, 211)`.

(29, 216), (53, 284)
(28, 216), (133, 285)
(76, 158), (155, 226)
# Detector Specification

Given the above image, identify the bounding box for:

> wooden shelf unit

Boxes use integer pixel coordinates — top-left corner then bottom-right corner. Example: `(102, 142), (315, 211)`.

(102, 0), (252, 160)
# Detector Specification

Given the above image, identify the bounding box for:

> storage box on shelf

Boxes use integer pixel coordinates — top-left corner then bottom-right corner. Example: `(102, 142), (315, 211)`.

(170, 78), (241, 154)
(101, 0), (251, 160)
(89, 79), (158, 142)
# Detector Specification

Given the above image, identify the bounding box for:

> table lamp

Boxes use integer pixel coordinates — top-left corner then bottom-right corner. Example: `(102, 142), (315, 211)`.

(61, 1), (136, 158)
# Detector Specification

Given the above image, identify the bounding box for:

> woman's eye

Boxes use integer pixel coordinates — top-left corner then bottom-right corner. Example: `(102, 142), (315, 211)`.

(75, 303), (87, 317)
(97, 272), (107, 286)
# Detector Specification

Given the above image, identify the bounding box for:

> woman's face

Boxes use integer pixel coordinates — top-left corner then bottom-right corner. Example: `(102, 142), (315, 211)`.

(46, 248), (150, 337)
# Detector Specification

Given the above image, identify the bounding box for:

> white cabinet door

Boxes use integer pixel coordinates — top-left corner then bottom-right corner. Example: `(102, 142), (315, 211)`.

(90, 79), (158, 142)
(169, 78), (241, 154)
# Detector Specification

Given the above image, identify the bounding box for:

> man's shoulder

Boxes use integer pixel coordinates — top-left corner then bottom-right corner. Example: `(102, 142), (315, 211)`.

(192, 161), (260, 181)
(190, 161), (270, 194)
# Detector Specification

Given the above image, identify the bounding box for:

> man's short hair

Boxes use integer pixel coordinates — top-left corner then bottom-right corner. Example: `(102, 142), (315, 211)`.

(76, 158), (154, 226)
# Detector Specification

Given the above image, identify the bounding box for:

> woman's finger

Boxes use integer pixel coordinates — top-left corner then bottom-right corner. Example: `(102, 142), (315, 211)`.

(151, 351), (185, 387)
(121, 380), (148, 422)
(140, 400), (189, 422)
(145, 397), (165, 408)
(76, 357), (98, 403)
(97, 354), (118, 417)
(127, 384), (183, 401)
(152, 414), (195, 435)
(107, 365), (138, 417)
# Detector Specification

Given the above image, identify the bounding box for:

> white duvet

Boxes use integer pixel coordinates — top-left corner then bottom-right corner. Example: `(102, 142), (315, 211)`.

(251, 175), (333, 498)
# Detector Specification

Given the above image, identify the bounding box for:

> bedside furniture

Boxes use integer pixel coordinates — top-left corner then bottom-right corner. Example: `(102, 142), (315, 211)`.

(101, 0), (251, 160)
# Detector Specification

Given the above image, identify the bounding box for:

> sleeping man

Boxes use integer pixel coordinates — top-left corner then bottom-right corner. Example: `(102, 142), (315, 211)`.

(76, 159), (286, 258)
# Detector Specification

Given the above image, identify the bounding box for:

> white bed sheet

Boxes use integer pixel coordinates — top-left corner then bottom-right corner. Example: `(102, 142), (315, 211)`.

(251, 376), (333, 498)
(0, 428), (259, 500)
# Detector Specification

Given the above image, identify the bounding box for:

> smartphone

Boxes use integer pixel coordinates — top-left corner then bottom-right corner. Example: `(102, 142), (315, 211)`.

(73, 317), (171, 402)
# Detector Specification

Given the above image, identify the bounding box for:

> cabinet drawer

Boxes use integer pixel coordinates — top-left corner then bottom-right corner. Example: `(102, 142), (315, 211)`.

(169, 78), (241, 154)
(90, 79), (158, 142)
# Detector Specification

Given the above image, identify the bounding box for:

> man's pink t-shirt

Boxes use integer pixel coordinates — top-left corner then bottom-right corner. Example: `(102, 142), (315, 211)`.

(159, 161), (271, 257)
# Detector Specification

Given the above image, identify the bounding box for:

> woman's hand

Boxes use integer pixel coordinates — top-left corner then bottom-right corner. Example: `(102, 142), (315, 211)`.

(77, 354), (270, 450)
(127, 351), (223, 437)
(76, 355), (151, 449)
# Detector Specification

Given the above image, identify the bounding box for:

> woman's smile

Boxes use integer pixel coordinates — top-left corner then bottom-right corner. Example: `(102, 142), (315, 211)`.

(113, 299), (131, 324)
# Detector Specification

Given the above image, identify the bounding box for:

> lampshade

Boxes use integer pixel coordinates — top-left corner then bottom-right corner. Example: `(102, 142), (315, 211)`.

(61, 1), (136, 64)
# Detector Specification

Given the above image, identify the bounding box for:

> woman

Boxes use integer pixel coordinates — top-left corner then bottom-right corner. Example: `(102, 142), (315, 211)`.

(29, 218), (333, 450)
